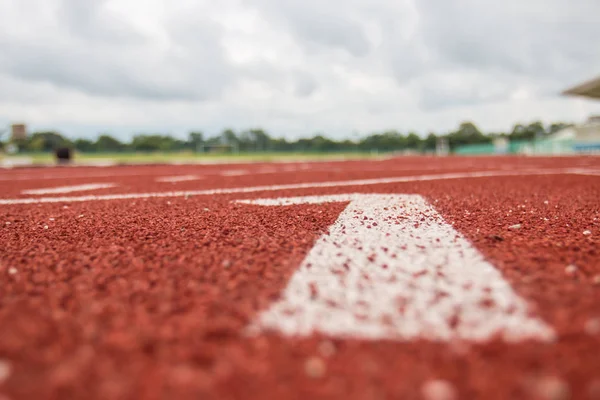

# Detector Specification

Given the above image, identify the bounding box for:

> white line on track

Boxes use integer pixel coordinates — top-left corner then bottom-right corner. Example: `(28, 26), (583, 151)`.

(155, 175), (203, 183)
(572, 171), (600, 176)
(21, 183), (117, 195)
(220, 169), (250, 176)
(256, 167), (280, 174)
(0, 171), (158, 181)
(0, 168), (593, 205)
(240, 194), (555, 342)
(0, 166), (301, 181)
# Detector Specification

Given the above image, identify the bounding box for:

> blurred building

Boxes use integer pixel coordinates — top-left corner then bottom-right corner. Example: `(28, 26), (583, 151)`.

(435, 137), (449, 156)
(562, 75), (600, 100)
(514, 115), (600, 156)
(10, 123), (27, 141)
(557, 76), (600, 154)
(442, 77), (600, 156)
(571, 115), (600, 153)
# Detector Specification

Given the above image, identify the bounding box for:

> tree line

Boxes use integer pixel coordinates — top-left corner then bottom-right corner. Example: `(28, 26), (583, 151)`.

(2, 120), (572, 154)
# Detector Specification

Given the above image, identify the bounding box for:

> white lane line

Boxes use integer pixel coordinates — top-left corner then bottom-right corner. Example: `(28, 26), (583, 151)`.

(0, 170), (165, 181)
(0, 168), (591, 205)
(572, 171), (600, 176)
(239, 194), (555, 342)
(79, 160), (117, 167)
(256, 167), (280, 174)
(220, 169), (250, 176)
(21, 183), (117, 195)
(155, 175), (203, 183)
(282, 165), (304, 172)
(1, 157), (33, 168)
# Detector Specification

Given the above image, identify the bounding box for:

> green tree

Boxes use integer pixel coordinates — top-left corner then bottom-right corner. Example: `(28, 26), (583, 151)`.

(377, 131), (406, 151)
(248, 129), (271, 152)
(339, 139), (357, 152)
(423, 133), (438, 152)
(220, 129), (239, 151)
(26, 132), (71, 152)
(547, 122), (572, 135)
(0, 128), (7, 147)
(188, 131), (204, 152)
(405, 132), (422, 150)
(509, 122), (546, 141)
(74, 138), (95, 152)
(358, 133), (381, 152)
(131, 134), (183, 152)
(28, 136), (46, 152)
(270, 137), (292, 152)
(96, 134), (126, 152)
(527, 121), (546, 140)
(307, 134), (338, 152)
(447, 122), (490, 150)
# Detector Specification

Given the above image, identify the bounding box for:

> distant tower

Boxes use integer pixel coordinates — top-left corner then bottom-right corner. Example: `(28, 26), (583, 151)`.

(10, 123), (27, 141)
(493, 137), (509, 154)
(436, 137), (449, 156)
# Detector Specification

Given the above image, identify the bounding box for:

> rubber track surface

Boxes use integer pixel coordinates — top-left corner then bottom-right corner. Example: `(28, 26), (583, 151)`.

(1, 156), (600, 400)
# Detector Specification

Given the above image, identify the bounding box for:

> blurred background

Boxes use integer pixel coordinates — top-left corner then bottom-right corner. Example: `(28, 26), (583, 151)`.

(0, 0), (599, 165)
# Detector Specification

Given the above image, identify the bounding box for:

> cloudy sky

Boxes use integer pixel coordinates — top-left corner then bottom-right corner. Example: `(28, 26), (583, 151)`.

(0, 0), (599, 140)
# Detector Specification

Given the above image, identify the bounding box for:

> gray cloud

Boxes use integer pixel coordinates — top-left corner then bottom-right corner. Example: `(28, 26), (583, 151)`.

(234, 61), (319, 99)
(0, 1), (234, 101)
(293, 72), (318, 97)
(0, 0), (598, 138)
(411, 0), (600, 102)
(283, 9), (371, 57)
(250, 0), (373, 57)
(58, 0), (145, 44)
(416, 73), (512, 111)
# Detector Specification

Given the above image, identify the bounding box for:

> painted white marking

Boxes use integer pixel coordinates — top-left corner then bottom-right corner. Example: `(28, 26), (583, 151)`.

(0, 170), (170, 181)
(155, 175), (203, 183)
(572, 170), (600, 176)
(1, 157), (33, 168)
(240, 194), (555, 342)
(0, 168), (591, 205)
(21, 183), (117, 195)
(79, 160), (117, 167)
(220, 169), (250, 176)
(256, 167), (280, 174)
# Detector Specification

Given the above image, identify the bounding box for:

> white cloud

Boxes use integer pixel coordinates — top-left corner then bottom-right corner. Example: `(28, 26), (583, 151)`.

(0, 0), (598, 140)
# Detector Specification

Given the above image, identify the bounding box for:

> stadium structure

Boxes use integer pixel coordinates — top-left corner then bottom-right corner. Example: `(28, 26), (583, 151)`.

(456, 75), (600, 155)
(562, 75), (600, 99)
(532, 75), (600, 155)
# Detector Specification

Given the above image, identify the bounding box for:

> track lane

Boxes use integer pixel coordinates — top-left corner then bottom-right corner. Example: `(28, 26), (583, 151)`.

(1, 158), (600, 400)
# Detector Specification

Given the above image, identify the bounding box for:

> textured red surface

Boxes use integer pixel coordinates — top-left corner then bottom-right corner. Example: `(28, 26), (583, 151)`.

(2, 155), (599, 198)
(1, 156), (600, 400)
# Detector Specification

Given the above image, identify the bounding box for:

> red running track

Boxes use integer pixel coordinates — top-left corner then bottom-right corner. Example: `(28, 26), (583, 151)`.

(1, 156), (600, 400)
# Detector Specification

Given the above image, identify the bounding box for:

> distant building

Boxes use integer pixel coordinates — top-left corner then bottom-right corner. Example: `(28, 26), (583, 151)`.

(555, 76), (600, 154)
(562, 75), (600, 100)
(10, 123), (27, 141)
(523, 116), (600, 155)
(493, 137), (509, 154)
(587, 115), (600, 124)
(572, 115), (600, 153)
(435, 137), (449, 156)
